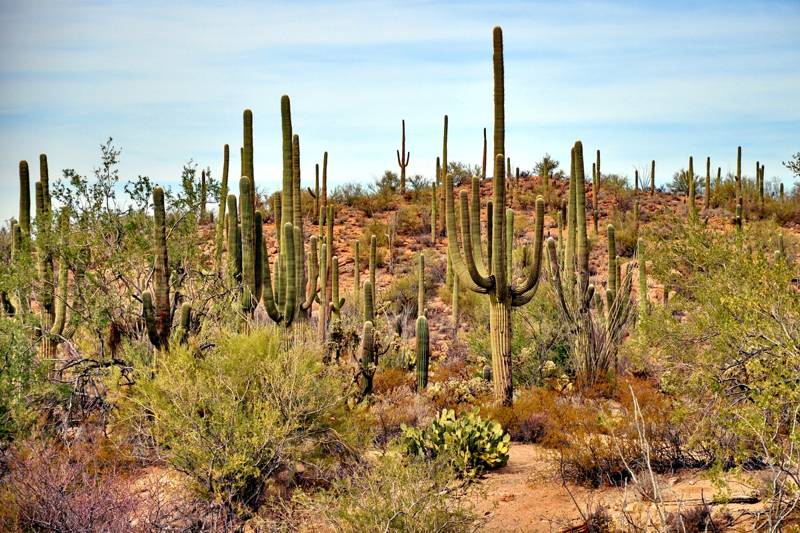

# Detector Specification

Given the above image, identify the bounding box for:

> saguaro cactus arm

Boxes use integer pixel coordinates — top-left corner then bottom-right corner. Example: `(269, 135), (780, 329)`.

(445, 172), (493, 293)
(511, 197), (545, 305)
(300, 235), (319, 311)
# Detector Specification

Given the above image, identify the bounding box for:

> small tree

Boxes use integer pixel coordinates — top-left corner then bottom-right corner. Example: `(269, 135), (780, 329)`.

(782, 152), (800, 178)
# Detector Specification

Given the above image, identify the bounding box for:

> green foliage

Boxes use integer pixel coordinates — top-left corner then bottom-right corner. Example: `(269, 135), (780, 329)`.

(782, 151), (800, 178)
(0, 319), (46, 445)
(118, 327), (363, 511)
(299, 452), (478, 532)
(401, 408), (510, 477)
(668, 168), (705, 196)
(639, 215), (800, 467)
(447, 161), (481, 187)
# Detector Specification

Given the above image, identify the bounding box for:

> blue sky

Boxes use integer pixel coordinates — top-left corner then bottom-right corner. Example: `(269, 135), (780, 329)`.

(1, 0), (798, 221)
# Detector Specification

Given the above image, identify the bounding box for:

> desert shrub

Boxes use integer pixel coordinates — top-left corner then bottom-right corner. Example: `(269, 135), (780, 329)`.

(480, 388), (559, 443)
(371, 387), (435, 446)
(466, 283), (570, 390)
(357, 220), (388, 267)
(665, 504), (733, 532)
(401, 408), (510, 477)
(297, 453), (478, 532)
(396, 203), (429, 236)
(509, 379), (694, 487)
(611, 208), (640, 257)
(0, 435), (138, 532)
(373, 367), (413, 394)
(638, 216), (800, 522)
(668, 168), (705, 196)
(331, 182), (370, 207)
(0, 319), (47, 447)
(425, 377), (493, 411)
(380, 269), (430, 338)
(116, 326), (364, 514)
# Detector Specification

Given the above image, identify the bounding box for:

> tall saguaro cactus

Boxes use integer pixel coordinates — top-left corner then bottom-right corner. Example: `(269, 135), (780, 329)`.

(481, 127), (487, 181)
(243, 109), (254, 188)
(143, 187), (171, 350)
(687, 156), (695, 219)
(19, 161), (31, 237)
(650, 160), (655, 195)
(705, 157), (711, 210)
(736, 146), (742, 202)
(443, 29), (545, 405)
(397, 119), (410, 193)
(214, 144), (230, 270)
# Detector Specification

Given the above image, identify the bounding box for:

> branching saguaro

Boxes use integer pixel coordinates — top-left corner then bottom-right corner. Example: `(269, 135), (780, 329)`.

(444, 26), (545, 405)
(396, 119), (410, 193)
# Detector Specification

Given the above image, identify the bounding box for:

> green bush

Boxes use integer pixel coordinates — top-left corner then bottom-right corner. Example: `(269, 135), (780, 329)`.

(118, 326), (364, 513)
(639, 216), (800, 474)
(401, 408), (510, 477)
(298, 452), (478, 532)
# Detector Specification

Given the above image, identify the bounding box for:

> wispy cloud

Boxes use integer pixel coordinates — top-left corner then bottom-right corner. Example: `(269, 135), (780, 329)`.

(0, 0), (798, 220)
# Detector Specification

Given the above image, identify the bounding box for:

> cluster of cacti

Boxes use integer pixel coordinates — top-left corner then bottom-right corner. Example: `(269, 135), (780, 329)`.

(443, 26), (546, 405)
(35, 156), (56, 357)
(546, 143), (633, 385)
(756, 162), (765, 206)
(396, 120), (410, 193)
(308, 152), (328, 231)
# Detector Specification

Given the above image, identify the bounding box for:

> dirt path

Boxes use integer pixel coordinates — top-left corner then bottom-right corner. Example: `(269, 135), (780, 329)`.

(473, 444), (765, 532)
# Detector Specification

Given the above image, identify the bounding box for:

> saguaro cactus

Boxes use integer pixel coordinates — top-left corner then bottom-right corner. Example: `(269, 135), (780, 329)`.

(705, 156), (711, 210)
(397, 120), (410, 193)
(650, 160), (655, 195)
(239, 176), (257, 311)
(736, 146), (742, 202)
(359, 319), (376, 397)
(368, 234), (377, 312)
(19, 161), (30, 236)
(143, 187), (171, 350)
(416, 315), (429, 390)
(226, 194), (242, 282)
(251, 96), (319, 328)
(243, 109), (254, 187)
(353, 239), (361, 309)
(637, 238), (648, 317)
(687, 156), (696, 219)
(547, 144), (633, 385)
(431, 177), (438, 243)
(214, 144), (230, 270)
(481, 127), (487, 181)
(444, 30), (545, 405)
(200, 170), (207, 221)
